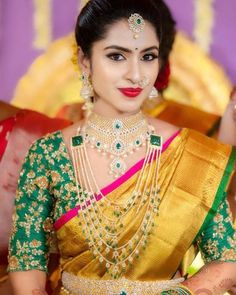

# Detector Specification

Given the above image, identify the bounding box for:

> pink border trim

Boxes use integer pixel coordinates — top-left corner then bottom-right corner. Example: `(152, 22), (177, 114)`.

(54, 129), (181, 230)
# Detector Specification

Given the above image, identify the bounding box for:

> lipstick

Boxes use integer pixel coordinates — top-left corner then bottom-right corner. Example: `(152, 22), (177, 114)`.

(118, 87), (142, 98)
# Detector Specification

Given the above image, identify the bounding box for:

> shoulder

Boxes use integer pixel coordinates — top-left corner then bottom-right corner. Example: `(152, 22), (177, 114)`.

(25, 129), (70, 166)
(179, 129), (235, 182)
(185, 128), (233, 158)
(29, 130), (63, 153)
(148, 116), (234, 160)
(60, 120), (84, 151)
(146, 116), (180, 143)
(26, 121), (84, 160)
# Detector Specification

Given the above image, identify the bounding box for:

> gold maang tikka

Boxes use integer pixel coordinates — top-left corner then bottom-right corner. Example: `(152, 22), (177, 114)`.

(128, 13), (145, 39)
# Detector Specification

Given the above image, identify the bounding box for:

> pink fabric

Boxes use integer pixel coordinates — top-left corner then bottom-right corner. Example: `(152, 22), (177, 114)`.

(0, 116), (16, 162)
(54, 129), (181, 230)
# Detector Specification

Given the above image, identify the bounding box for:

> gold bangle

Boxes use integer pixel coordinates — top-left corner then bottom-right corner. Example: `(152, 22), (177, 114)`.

(161, 284), (194, 295)
(179, 284), (195, 295)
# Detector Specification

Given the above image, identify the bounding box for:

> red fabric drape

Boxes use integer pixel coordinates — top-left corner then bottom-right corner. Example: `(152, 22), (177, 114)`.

(0, 117), (16, 162)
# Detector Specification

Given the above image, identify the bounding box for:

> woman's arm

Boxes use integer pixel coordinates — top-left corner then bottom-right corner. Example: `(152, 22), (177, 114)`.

(182, 261), (236, 294)
(182, 197), (236, 295)
(218, 87), (236, 146)
(8, 138), (54, 294)
(9, 270), (47, 295)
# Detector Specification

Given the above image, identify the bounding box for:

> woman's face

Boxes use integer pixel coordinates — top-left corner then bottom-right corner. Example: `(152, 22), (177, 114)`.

(80, 19), (160, 116)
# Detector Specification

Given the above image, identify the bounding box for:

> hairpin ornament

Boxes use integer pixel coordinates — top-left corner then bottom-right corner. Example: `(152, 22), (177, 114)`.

(128, 13), (145, 39)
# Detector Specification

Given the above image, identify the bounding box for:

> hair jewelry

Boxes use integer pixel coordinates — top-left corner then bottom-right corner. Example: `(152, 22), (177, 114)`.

(128, 13), (145, 39)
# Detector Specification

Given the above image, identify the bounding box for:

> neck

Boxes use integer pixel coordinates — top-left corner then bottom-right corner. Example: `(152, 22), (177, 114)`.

(92, 99), (141, 119)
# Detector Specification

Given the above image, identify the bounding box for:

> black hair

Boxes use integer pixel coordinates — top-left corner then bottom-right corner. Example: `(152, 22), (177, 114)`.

(75, 0), (176, 69)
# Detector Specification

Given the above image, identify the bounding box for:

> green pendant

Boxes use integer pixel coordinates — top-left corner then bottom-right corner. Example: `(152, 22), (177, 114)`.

(72, 135), (83, 147)
(150, 135), (162, 147)
(116, 142), (122, 150)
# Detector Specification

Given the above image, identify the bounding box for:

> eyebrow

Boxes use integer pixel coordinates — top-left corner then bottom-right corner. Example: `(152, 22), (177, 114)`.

(104, 45), (159, 53)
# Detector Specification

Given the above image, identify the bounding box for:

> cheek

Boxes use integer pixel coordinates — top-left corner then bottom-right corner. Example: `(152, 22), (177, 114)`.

(148, 62), (159, 84)
(91, 62), (121, 90)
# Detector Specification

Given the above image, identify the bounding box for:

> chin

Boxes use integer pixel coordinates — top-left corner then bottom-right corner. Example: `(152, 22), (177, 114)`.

(116, 104), (142, 115)
(123, 99), (144, 111)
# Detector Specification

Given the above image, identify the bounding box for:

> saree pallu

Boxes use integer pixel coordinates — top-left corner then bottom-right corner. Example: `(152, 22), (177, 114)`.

(54, 129), (235, 294)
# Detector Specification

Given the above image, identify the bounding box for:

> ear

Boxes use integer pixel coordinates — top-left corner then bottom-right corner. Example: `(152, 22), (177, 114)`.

(78, 47), (91, 75)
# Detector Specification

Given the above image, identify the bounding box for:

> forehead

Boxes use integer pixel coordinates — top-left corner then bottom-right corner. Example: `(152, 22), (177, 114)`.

(95, 19), (159, 49)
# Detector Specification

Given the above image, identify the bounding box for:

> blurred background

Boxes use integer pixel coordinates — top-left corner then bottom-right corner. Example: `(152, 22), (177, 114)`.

(0, 0), (236, 116)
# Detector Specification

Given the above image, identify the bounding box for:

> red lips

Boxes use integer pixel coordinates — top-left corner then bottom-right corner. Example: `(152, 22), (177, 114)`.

(118, 87), (142, 98)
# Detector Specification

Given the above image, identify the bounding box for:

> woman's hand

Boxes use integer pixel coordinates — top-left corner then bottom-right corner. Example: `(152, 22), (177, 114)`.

(182, 261), (236, 295)
(231, 87), (236, 121)
(9, 270), (47, 295)
(218, 87), (236, 146)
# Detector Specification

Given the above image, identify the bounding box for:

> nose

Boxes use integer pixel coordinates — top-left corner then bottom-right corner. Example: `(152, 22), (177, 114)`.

(126, 58), (142, 85)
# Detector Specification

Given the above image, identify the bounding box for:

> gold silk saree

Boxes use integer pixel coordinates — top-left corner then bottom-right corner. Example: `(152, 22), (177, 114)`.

(53, 129), (235, 294)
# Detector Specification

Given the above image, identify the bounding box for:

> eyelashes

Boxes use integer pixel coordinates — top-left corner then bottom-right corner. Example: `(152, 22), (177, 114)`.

(106, 53), (125, 61)
(106, 52), (159, 62)
(141, 53), (159, 61)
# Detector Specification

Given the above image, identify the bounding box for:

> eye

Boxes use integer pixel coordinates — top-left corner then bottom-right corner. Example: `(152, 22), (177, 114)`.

(141, 53), (159, 61)
(106, 53), (125, 61)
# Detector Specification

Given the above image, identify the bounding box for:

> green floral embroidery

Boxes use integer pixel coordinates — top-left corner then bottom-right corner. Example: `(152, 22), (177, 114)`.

(197, 199), (236, 262)
(8, 131), (78, 272)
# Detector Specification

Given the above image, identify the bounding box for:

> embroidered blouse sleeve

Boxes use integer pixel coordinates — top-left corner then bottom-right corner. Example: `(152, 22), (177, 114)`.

(8, 138), (54, 273)
(197, 198), (236, 263)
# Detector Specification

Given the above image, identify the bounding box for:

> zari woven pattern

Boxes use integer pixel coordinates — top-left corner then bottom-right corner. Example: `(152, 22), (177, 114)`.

(61, 271), (184, 295)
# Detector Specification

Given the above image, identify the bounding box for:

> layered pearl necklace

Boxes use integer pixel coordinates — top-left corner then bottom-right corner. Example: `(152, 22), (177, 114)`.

(70, 112), (163, 279)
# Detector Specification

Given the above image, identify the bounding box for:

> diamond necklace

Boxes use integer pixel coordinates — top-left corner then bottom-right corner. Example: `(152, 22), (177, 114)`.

(70, 115), (163, 279)
(81, 111), (154, 178)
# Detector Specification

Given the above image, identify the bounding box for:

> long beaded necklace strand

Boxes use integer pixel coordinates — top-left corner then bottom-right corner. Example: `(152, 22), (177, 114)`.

(70, 114), (163, 279)
(81, 111), (153, 178)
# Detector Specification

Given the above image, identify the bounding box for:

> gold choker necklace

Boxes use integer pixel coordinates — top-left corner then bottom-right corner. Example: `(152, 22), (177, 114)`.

(70, 113), (163, 279)
(81, 111), (154, 178)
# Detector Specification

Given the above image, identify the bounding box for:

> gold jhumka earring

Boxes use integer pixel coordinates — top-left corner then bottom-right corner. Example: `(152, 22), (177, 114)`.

(148, 86), (159, 99)
(80, 73), (94, 113)
(71, 44), (94, 114)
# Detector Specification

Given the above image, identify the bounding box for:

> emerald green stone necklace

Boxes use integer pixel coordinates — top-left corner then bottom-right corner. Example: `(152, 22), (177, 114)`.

(81, 111), (154, 178)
